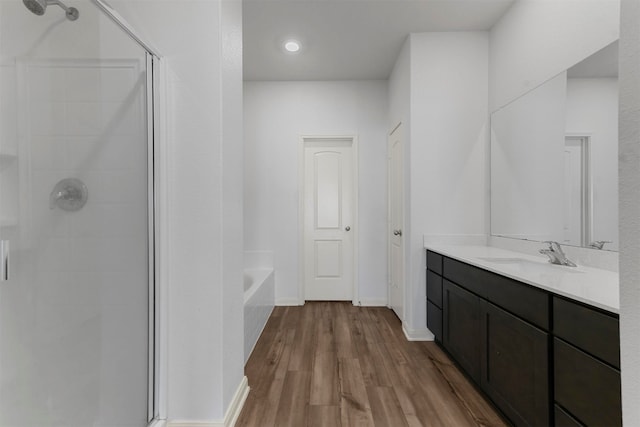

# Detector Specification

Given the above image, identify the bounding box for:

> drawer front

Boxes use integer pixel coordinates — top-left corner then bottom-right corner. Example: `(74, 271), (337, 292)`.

(554, 405), (583, 427)
(426, 250), (443, 275)
(443, 257), (485, 295)
(554, 338), (622, 426)
(427, 300), (442, 342)
(553, 296), (620, 368)
(426, 269), (443, 308)
(443, 257), (549, 330)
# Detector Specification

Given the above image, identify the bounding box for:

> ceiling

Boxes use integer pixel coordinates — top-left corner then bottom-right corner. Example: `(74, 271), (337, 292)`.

(243, 0), (515, 81)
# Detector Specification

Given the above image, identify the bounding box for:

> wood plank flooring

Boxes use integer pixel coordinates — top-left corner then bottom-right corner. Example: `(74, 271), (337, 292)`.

(237, 302), (508, 427)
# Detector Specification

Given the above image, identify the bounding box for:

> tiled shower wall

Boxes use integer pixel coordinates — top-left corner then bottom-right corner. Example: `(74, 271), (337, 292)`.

(0, 59), (149, 426)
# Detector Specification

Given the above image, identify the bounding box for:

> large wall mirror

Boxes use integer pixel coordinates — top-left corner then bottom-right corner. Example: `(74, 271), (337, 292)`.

(491, 41), (619, 251)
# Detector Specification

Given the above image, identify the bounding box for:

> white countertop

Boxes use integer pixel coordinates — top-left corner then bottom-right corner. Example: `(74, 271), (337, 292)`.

(425, 244), (619, 314)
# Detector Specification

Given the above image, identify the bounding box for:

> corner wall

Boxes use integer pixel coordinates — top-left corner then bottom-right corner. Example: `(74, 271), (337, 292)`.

(388, 32), (489, 338)
(111, 0), (245, 422)
(619, 0), (640, 422)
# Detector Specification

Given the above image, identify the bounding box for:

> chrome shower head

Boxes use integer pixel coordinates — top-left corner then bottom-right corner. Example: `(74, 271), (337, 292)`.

(23, 0), (46, 15)
(23, 0), (79, 21)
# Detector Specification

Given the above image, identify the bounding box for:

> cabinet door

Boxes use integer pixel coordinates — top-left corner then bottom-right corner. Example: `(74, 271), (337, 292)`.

(480, 301), (550, 426)
(443, 279), (481, 382)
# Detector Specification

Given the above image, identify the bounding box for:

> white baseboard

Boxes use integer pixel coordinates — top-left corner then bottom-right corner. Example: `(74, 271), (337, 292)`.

(224, 376), (249, 426)
(167, 376), (249, 427)
(276, 298), (303, 306)
(402, 323), (435, 341)
(355, 298), (388, 307)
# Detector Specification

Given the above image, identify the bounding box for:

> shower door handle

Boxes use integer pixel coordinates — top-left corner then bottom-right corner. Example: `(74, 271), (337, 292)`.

(0, 240), (9, 281)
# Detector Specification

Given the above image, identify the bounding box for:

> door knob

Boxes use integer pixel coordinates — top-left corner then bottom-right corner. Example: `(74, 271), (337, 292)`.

(345, 226), (351, 231)
(393, 229), (402, 236)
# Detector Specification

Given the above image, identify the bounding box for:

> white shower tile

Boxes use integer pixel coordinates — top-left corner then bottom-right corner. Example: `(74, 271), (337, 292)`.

(64, 67), (102, 103)
(101, 101), (144, 137)
(80, 171), (146, 205)
(70, 237), (147, 273)
(34, 237), (71, 272)
(30, 136), (68, 170)
(29, 101), (67, 136)
(99, 67), (143, 103)
(66, 135), (143, 171)
(27, 66), (67, 102)
(70, 202), (147, 238)
(65, 102), (103, 136)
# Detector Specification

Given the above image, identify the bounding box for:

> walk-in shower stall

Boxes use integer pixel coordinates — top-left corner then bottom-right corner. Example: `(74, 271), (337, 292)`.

(0, 1), (159, 425)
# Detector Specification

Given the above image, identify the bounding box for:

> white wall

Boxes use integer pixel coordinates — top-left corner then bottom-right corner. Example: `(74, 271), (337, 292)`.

(566, 77), (619, 250)
(618, 0), (640, 422)
(490, 0), (620, 111)
(243, 80), (388, 306)
(387, 32), (489, 338)
(112, 0), (245, 423)
(388, 37), (411, 324)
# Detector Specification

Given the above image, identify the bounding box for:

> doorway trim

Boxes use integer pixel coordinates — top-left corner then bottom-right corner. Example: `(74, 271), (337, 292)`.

(298, 135), (359, 306)
(565, 133), (593, 246)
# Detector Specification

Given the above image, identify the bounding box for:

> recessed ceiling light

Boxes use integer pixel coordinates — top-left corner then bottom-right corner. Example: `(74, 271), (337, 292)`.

(284, 40), (301, 53)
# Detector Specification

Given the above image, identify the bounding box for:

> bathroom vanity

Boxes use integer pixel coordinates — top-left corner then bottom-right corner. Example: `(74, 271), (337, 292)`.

(425, 245), (621, 427)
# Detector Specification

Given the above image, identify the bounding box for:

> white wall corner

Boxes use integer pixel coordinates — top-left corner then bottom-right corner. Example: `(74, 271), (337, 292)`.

(167, 376), (249, 427)
(402, 322), (435, 342)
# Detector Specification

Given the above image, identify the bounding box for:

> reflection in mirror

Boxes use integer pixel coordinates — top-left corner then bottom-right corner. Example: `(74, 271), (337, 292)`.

(491, 41), (619, 251)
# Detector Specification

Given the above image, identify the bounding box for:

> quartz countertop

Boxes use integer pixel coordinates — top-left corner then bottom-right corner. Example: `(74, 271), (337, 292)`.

(425, 244), (619, 314)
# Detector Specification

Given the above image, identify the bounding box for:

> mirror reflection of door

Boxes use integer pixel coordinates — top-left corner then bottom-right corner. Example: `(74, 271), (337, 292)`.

(389, 124), (404, 320)
(563, 136), (591, 246)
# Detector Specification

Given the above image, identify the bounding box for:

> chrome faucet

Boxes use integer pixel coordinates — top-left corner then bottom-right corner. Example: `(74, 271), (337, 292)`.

(589, 240), (611, 250)
(539, 241), (577, 267)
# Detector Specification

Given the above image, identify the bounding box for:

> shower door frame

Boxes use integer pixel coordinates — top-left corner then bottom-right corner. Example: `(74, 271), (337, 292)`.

(91, 2), (166, 424)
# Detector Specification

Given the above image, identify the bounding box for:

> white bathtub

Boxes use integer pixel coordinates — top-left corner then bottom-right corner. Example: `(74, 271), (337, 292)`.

(243, 268), (275, 364)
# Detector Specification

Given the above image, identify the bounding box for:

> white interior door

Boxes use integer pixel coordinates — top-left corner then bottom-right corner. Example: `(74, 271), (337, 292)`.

(563, 136), (591, 246)
(389, 124), (404, 319)
(303, 139), (354, 301)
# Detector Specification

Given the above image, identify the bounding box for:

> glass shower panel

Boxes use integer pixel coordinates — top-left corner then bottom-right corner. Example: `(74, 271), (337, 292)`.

(0, 1), (151, 426)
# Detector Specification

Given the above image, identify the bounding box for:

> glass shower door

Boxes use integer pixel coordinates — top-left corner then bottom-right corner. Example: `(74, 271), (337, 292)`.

(0, 1), (152, 426)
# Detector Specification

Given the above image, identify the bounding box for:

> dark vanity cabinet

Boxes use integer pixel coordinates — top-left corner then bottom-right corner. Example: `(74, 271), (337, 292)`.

(426, 250), (443, 342)
(553, 297), (622, 426)
(426, 249), (621, 427)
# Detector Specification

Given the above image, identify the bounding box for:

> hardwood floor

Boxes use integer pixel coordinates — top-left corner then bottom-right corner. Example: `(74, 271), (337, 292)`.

(236, 302), (508, 427)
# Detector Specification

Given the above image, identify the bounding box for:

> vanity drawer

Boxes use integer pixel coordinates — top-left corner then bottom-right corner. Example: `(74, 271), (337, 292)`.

(554, 338), (622, 427)
(426, 269), (443, 308)
(443, 257), (549, 330)
(426, 250), (443, 274)
(553, 296), (620, 368)
(427, 300), (442, 342)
